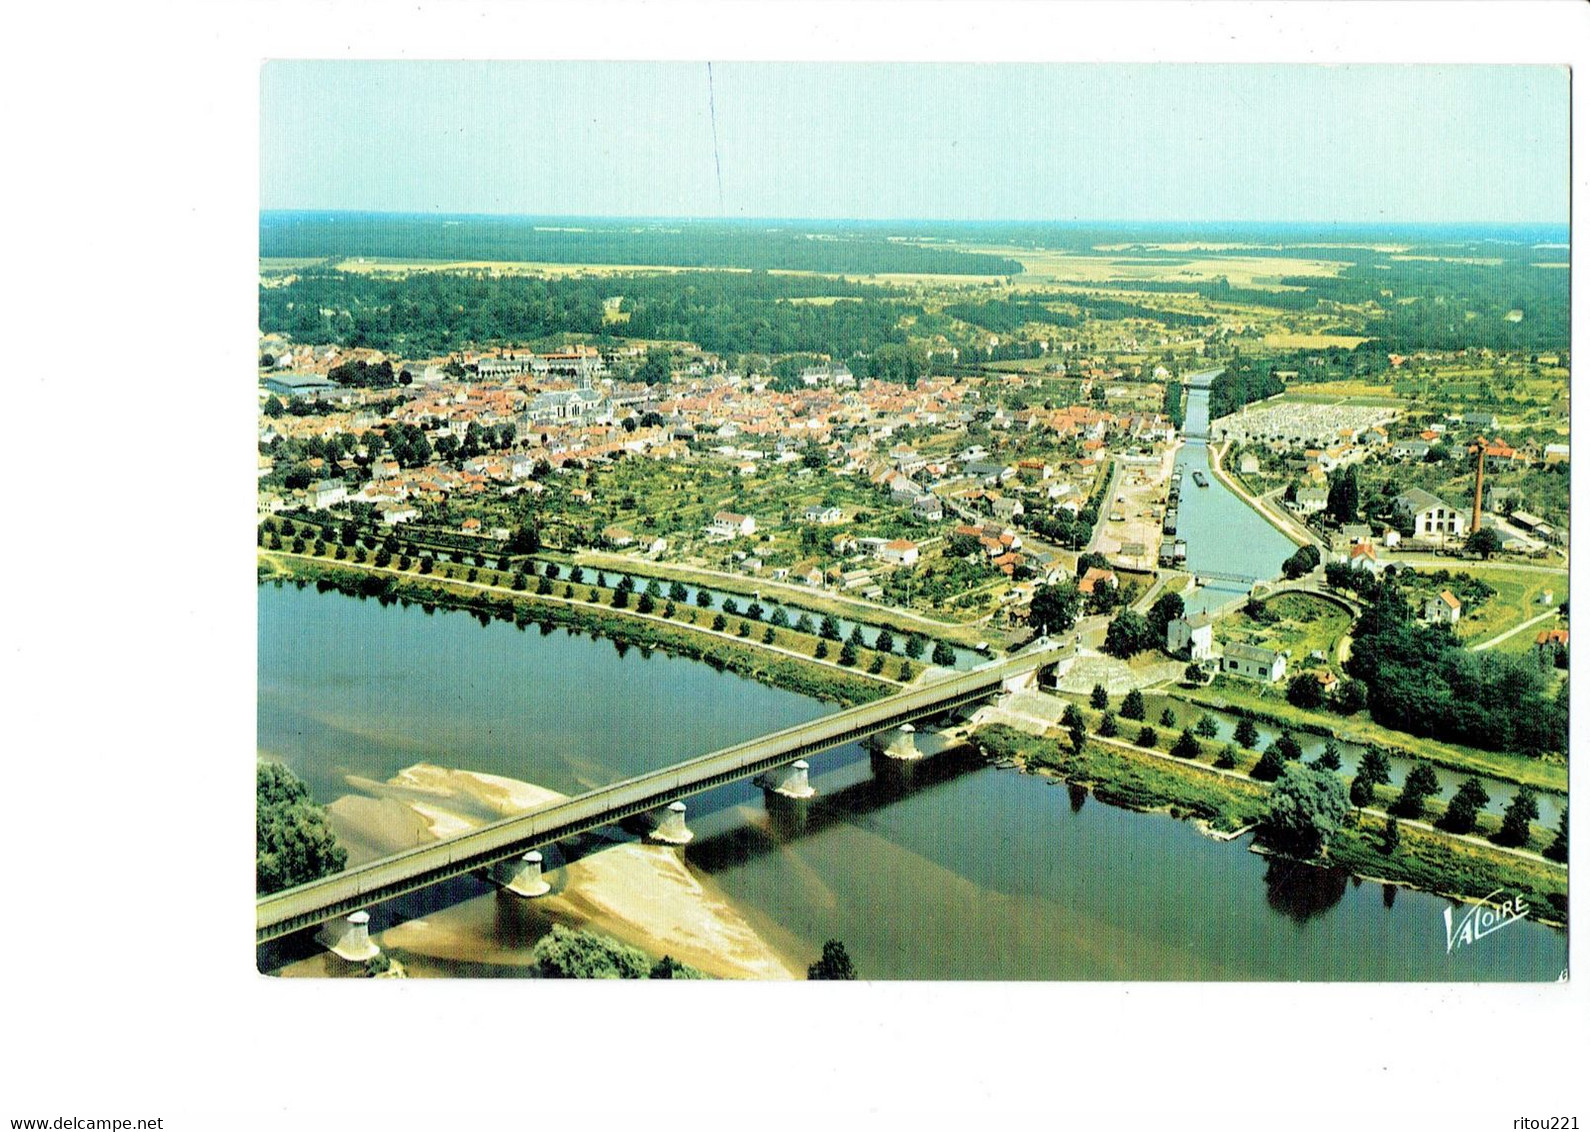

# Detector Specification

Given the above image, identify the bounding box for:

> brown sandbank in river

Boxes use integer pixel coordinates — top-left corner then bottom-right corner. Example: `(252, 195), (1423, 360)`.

(291, 762), (799, 980)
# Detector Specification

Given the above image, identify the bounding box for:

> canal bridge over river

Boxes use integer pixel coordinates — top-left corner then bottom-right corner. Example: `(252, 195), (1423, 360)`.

(258, 641), (1071, 949)
(1251, 577), (1365, 618)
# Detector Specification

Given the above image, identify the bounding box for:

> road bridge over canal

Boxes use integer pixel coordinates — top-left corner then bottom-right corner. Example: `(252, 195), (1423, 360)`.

(1191, 569), (1259, 587)
(258, 641), (1070, 946)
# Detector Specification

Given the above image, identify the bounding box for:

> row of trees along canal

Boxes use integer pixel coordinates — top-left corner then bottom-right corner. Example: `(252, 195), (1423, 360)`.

(1039, 686), (1567, 914)
(259, 515), (965, 670)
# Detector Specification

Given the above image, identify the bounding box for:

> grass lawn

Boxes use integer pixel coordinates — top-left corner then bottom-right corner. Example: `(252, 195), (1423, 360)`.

(1278, 391), (1407, 407)
(1440, 565), (1568, 646)
(1214, 593), (1352, 669)
(1330, 818), (1565, 926)
(977, 724), (1269, 833)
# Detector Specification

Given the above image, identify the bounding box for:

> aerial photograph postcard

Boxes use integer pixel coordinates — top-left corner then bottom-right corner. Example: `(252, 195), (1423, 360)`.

(256, 61), (1569, 980)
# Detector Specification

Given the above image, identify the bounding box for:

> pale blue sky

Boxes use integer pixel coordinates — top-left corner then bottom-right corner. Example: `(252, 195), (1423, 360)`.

(261, 62), (1568, 223)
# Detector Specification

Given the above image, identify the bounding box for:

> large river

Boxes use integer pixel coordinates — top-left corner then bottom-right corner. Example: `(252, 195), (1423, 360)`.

(258, 582), (1565, 980)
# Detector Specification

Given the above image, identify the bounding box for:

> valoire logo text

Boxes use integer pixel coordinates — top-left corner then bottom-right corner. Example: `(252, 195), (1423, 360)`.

(1444, 890), (1529, 955)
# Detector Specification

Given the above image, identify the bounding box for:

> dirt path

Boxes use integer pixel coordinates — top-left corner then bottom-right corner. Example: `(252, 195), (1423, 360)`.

(1209, 440), (1319, 549)
(1388, 554), (1568, 576)
(573, 549), (996, 646)
(1472, 607), (1562, 652)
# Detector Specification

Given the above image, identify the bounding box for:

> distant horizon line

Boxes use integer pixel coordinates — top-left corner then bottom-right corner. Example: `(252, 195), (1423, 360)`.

(260, 209), (1569, 232)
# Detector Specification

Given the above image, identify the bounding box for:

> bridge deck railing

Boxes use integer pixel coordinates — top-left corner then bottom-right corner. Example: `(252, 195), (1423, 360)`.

(256, 646), (1062, 942)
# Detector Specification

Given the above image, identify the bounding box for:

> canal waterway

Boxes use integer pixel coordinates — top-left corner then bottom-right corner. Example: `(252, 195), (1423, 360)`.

(259, 582), (1565, 980)
(1176, 375), (1299, 617)
(1138, 693), (1564, 827)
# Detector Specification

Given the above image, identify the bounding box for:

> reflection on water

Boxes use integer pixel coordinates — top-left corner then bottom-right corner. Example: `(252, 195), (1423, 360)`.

(687, 748), (987, 876)
(261, 585), (1566, 981)
(1261, 857), (1350, 924)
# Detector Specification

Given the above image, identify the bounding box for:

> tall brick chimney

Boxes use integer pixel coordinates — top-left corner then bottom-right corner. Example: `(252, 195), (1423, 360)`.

(1473, 444), (1485, 534)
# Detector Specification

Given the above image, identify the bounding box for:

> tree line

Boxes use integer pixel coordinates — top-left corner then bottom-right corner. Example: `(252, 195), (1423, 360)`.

(1343, 574), (1567, 756)
(256, 763), (346, 895)
(1208, 365), (1286, 421)
(261, 213), (1024, 275)
(259, 267), (924, 361)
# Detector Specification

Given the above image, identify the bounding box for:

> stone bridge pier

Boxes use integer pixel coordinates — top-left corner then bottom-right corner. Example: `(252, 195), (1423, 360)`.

(877, 723), (922, 761)
(648, 800), (694, 845)
(315, 910), (380, 962)
(489, 850), (551, 897)
(755, 759), (814, 799)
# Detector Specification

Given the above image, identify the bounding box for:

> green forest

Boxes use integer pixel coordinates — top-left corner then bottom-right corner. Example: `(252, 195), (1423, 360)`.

(1208, 366), (1286, 420)
(261, 213), (1025, 276)
(260, 267), (923, 358)
(259, 218), (1570, 366)
(1343, 575), (1567, 757)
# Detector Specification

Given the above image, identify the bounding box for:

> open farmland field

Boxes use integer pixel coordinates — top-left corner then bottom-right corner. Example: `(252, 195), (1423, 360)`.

(260, 257), (336, 272)
(323, 258), (732, 278)
(1092, 241), (1413, 254)
(1387, 254), (1507, 266)
(951, 245), (1354, 290)
(1263, 332), (1371, 350)
(1380, 362), (1569, 427)
(308, 257), (1010, 288)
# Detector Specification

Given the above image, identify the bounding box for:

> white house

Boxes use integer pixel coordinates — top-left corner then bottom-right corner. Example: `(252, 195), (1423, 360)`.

(708, 511), (757, 538)
(1220, 643), (1287, 683)
(1424, 589), (1462, 625)
(1346, 541), (1383, 575)
(804, 505), (845, 525)
(1394, 488), (1468, 542)
(1166, 613), (1214, 661)
(877, 539), (920, 567)
(308, 479), (348, 509)
(1291, 484), (1328, 515)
